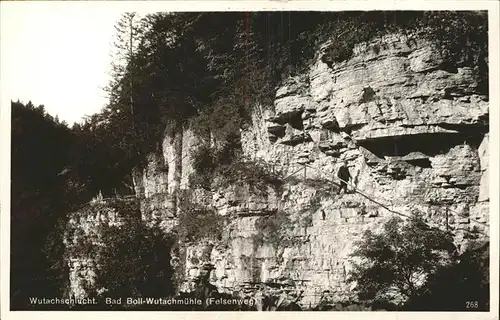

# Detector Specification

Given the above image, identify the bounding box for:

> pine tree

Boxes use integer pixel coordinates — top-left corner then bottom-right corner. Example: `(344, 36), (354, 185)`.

(106, 12), (143, 119)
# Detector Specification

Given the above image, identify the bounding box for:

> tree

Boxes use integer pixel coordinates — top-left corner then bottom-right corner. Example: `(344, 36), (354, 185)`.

(108, 12), (143, 89)
(105, 12), (143, 148)
(403, 240), (489, 311)
(349, 216), (456, 306)
(10, 101), (77, 309)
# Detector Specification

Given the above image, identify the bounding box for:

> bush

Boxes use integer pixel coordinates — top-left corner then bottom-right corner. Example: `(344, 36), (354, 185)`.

(176, 192), (225, 243)
(190, 145), (217, 190)
(351, 219), (490, 310)
(192, 145), (217, 175)
(190, 141), (284, 195)
(217, 160), (284, 195)
(189, 135), (242, 190)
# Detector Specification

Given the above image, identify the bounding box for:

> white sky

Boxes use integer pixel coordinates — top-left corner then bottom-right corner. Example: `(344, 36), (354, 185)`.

(1, 3), (124, 125)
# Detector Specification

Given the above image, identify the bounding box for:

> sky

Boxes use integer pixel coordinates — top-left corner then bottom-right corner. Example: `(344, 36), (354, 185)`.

(1, 3), (124, 125)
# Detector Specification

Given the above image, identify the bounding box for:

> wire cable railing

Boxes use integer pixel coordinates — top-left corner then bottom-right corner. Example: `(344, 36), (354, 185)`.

(256, 158), (489, 236)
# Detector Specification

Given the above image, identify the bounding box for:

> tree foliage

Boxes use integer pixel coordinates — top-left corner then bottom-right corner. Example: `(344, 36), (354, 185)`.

(350, 216), (456, 303)
(403, 240), (489, 311)
(91, 220), (176, 302)
(350, 216), (489, 310)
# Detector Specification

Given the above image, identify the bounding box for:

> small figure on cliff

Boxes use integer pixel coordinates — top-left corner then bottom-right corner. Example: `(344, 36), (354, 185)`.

(337, 160), (351, 194)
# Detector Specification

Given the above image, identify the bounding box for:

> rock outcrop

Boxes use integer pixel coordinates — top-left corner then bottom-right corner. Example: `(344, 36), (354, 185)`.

(65, 198), (138, 298)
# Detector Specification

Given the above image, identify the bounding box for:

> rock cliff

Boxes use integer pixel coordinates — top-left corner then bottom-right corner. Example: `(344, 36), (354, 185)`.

(67, 33), (489, 307)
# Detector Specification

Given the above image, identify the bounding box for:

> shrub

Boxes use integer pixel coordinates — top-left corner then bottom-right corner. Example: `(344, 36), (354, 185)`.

(190, 142), (284, 195)
(217, 160), (284, 195)
(176, 193), (225, 243)
(191, 144), (217, 176)
(189, 136), (242, 190)
(190, 144), (217, 190)
(62, 199), (175, 305)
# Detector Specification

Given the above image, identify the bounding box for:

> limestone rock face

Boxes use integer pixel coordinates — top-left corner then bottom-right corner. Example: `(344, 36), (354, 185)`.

(131, 128), (200, 231)
(68, 33), (489, 307)
(132, 33), (488, 308)
(309, 34), (488, 142)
